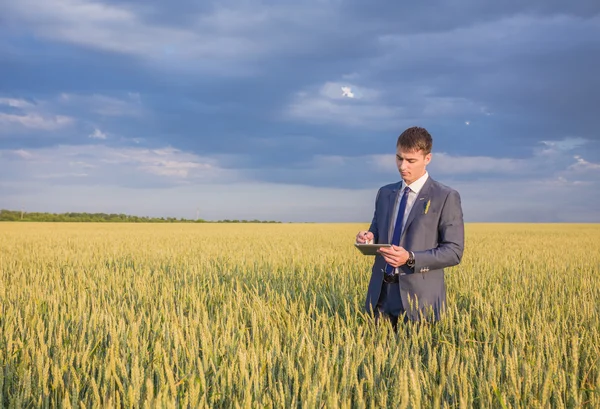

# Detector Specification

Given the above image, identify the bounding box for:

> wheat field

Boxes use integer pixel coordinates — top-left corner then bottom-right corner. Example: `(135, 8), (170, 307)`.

(0, 222), (599, 408)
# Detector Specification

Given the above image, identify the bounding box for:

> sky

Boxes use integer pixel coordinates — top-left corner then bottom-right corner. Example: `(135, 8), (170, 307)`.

(1, 0), (599, 222)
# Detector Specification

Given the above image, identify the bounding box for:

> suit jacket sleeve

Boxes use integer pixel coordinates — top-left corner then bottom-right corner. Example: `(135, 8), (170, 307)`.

(413, 189), (464, 272)
(368, 188), (381, 243)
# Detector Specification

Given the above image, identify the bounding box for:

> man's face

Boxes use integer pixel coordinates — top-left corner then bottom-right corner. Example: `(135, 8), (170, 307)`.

(396, 147), (431, 185)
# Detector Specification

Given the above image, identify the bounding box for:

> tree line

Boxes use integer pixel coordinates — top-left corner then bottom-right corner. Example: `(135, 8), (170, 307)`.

(0, 209), (281, 223)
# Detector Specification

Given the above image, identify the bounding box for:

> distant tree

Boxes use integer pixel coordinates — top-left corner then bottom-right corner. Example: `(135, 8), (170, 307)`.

(0, 209), (281, 223)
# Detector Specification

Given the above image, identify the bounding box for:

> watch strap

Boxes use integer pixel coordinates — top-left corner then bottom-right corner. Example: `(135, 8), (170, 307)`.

(407, 251), (415, 267)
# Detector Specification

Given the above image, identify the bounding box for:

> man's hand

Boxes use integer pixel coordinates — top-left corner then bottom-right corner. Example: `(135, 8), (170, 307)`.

(378, 245), (410, 267)
(356, 231), (374, 244)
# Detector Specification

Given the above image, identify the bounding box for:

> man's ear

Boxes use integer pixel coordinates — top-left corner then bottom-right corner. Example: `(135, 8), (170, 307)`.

(424, 153), (432, 165)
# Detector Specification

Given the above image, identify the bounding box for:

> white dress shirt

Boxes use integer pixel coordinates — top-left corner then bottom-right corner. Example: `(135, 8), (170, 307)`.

(389, 171), (429, 274)
(389, 171), (429, 239)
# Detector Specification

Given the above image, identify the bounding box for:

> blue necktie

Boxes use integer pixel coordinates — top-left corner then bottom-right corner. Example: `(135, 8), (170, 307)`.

(385, 186), (411, 275)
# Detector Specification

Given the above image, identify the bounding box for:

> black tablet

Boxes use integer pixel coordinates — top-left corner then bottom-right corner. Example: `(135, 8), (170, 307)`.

(354, 243), (391, 256)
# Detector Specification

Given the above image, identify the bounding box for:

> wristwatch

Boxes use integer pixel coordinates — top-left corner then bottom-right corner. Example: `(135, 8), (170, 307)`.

(407, 251), (415, 268)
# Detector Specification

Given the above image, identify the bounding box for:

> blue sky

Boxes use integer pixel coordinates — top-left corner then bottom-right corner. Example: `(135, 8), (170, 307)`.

(1, 0), (599, 222)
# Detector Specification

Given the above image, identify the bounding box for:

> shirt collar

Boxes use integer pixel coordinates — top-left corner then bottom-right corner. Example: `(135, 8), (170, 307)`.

(401, 171), (429, 194)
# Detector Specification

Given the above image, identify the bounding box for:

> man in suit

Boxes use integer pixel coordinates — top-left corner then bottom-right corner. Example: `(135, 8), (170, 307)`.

(356, 126), (464, 327)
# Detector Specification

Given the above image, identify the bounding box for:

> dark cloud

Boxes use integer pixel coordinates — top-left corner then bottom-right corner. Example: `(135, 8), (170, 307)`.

(342, 0), (600, 34)
(1, 0), (599, 221)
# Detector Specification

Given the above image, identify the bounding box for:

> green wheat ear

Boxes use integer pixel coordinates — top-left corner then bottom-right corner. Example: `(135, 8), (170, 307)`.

(424, 199), (431, 214)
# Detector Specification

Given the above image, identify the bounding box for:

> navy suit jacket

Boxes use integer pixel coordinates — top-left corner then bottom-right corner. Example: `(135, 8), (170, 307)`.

(364, 176), (464, 321)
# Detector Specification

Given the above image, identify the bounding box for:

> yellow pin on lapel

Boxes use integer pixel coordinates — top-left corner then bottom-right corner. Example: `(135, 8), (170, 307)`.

(424, 199), (431, 214)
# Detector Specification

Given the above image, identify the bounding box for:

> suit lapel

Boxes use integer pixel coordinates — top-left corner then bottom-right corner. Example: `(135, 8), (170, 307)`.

(402, 177), (433, 240)
(384, 182), (402, 243)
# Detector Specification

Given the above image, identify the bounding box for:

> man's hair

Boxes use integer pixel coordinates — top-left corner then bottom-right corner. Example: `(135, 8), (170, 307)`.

(396, 126), (433, 154)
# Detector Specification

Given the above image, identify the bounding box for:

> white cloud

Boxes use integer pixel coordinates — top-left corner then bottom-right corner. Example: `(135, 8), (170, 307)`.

(112, 147), (214, 178)
(1, 0), (341, 75)
(0, 112), (74, 131)
(285, 80), (487, 128)
(341, 86), (354, 98)
(0, 92), (147, 136)
(0, 143), (241, 183)
(0, 95), (76, 132)
(569, 155), (600, 172)
(539, 137), (587, 154)
(88, 128), (107, 139)
(0, 149), (34, 160)
(286, 97), (401, 128)
(0, 0), (260, 76)
(0, 98), (35, 109)
(15, 149), (32, 159)
(285, 81), (403, 128)
(323, 82), (380, 101)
